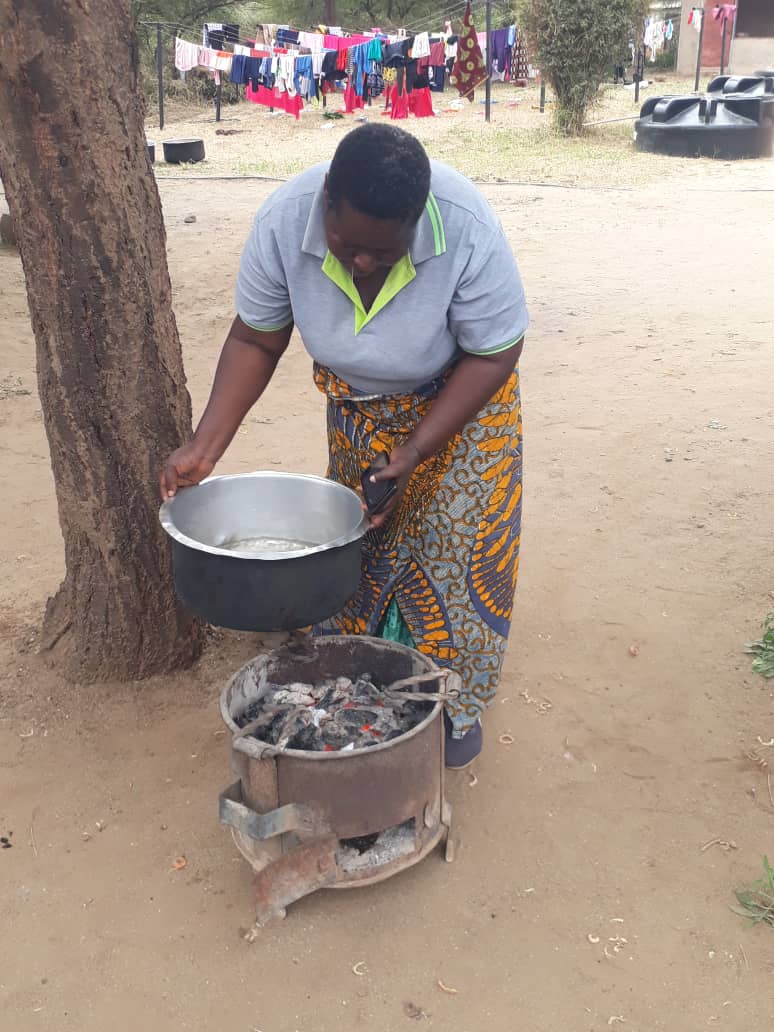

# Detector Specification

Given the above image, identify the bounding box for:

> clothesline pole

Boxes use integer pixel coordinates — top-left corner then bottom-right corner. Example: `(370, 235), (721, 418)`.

(634, 44), (642, 104)
(484, 0), (492, 123)
(156, 22), (165, 130)
(215, 81), (222, 122)
(539, 79), (546, 113)
(720, 16), (728, 76)
(694, 8), (706, 92)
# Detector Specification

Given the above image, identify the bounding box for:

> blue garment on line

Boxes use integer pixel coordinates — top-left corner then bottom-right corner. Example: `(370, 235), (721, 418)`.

(294, 56), (314, 99)
(351, 43), (371, 96)
(230, 54), (262, 85)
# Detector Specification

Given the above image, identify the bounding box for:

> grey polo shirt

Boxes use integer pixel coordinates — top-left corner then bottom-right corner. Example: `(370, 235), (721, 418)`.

(235, 160), (528, 394)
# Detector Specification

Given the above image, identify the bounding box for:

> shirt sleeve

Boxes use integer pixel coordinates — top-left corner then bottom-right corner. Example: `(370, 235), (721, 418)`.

(234, 214), (293, 333)
(448, 224), (529, 355)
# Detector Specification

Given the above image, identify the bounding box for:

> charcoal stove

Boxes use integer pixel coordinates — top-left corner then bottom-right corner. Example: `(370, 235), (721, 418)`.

(219, 635), (455, 928)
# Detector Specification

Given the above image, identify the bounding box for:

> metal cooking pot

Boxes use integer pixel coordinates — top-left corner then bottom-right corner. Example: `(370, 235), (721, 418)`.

(159, 472), (368, 631)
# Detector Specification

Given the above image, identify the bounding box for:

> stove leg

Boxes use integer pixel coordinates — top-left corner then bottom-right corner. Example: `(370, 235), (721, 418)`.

(441, 799), (456, 862)
(251, 833), (339, 927)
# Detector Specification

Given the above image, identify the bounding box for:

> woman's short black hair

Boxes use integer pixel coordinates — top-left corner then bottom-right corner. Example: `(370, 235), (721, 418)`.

(327, 124), (431, 226)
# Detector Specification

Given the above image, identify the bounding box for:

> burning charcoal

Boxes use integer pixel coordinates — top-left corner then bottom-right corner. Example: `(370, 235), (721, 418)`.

(350, 674), (382, 705)
(287, 723), (324, 751)
(236, 666), (434, 752)
(334, 708), (379, 732)
(250, 708), (291, 743)
(317, 686), (339, 709)
(310, 708), (330, 728)
(276, 706), (315, 748)
(273, 683), (316, 706)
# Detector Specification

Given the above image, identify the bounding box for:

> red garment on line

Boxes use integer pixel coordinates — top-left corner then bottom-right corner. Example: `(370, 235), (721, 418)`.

(344, 85), (365, 112)
(429, 40), (446, 65)
(245, 83), (303, 120)
(389, 84), (409, 119)
(409, 87), (434, 118)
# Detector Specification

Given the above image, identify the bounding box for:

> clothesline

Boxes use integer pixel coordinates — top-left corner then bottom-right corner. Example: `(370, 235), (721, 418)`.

(146, 0), (496, 57)
(171, 9), (531, 123)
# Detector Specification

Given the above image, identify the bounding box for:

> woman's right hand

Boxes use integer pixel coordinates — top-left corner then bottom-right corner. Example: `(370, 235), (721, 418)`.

(159, 442), (217, 500)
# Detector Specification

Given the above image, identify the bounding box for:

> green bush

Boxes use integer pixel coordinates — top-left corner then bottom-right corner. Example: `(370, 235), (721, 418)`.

(652, 47), (677, 70)
(519, 0), (648, 134)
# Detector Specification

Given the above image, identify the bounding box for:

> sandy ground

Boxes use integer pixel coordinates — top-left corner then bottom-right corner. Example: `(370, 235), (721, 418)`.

(2, 117), (774, 1031)
(149, 78), (774, 189)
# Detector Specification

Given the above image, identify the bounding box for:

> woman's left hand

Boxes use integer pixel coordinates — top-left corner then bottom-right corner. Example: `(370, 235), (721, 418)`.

(366, 444), (422, 529)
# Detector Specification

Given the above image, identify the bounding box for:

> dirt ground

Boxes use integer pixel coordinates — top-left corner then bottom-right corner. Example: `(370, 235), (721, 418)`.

(2, 98), (774, 1032)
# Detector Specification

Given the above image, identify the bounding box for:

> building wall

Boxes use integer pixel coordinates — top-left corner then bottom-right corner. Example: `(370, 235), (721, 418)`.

(677, 1), (774, 76)
(732, 36), (774, 72)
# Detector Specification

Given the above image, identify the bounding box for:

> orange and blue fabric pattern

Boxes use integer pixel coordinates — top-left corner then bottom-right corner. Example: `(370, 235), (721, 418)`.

(313, 363), (523, 737)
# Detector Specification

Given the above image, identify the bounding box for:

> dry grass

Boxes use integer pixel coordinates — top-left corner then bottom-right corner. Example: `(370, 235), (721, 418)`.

(147, 75), (773, 190)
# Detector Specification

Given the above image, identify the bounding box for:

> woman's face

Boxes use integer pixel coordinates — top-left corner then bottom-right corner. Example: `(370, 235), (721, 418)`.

(324, 196), (414, 280)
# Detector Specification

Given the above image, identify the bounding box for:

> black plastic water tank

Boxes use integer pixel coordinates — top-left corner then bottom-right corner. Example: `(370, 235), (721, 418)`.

(707, 74), (774, 97)
(162, 138), (206, 164)
(634, 94), (774, 158)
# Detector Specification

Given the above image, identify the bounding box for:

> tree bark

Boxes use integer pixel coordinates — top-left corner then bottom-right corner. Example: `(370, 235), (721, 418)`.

(0, 0), (203, 680)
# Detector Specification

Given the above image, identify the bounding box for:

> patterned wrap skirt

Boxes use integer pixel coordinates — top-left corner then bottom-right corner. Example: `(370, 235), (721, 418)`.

(313, 363), (523, 737)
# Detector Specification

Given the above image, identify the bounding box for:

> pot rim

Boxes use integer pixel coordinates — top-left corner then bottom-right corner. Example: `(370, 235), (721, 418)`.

(159, 471), (370, 560)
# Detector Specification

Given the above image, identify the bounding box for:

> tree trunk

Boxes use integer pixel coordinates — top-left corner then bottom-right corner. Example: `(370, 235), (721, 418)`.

(0, 1), (203, 680)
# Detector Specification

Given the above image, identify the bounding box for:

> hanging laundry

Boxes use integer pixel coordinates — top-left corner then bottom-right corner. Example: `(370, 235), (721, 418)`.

(511, 28), (528, 80)
(175, 37), (200, 72)
(298, 31), (325, 53)
(276, 28), (299, 47)
(388, 84), (410, 119)
(450, 2), (488, 102)
(246, 81), (303, 119)
(429, 40), (446, 66)
(409, 86), (434, 117)
(344, 84), (365, 112)
(230, 54), (262, 85)
(665, 19), (674, 41)
(490, 28), (511, 77)
(275, 54), (297, 96)
(429, 64), (446, 92)
(197, 47), (233, 85)
(367, 37), (383, 62)
(367, 66), (385, 98)
(412, 32), (431, 58)
(713, 4), (736, 24)
(203, 24), (239, 50)
(203, 22), (221, 45)
(295, 56), (315, 100)
(312, 51), (326, 77)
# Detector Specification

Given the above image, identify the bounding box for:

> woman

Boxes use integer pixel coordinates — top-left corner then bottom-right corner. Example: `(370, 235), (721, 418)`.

(161, 124), (528, 769)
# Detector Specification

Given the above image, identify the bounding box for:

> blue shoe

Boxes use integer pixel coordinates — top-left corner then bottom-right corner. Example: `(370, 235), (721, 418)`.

(444, 712), (482, 770)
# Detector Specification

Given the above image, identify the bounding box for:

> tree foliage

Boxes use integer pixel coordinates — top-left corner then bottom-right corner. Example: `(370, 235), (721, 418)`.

(518, 0), (648, 134)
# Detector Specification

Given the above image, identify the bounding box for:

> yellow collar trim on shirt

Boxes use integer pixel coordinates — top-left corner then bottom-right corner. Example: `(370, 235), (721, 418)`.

(322, 251), (417, 335)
